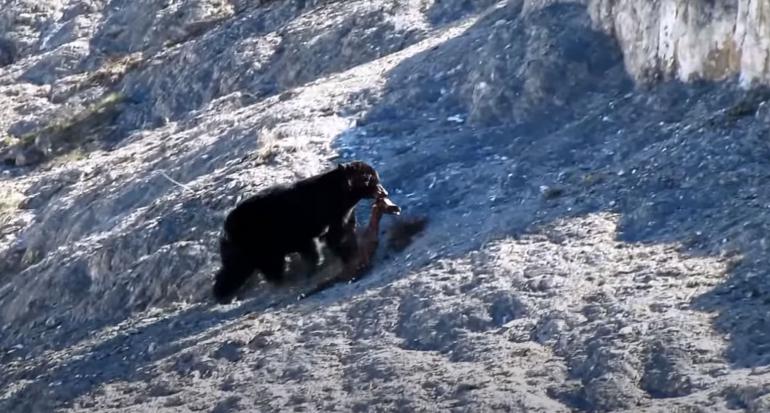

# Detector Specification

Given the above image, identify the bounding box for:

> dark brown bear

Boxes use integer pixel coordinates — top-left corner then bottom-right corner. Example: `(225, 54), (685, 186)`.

(212, 161), (390, 302)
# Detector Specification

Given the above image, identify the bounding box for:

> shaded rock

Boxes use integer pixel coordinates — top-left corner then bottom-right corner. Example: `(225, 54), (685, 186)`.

(212, 341), (243, 363)
(0, 37), (16, 67)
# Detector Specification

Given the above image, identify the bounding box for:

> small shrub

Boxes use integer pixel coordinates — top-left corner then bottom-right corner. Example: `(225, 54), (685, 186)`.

(0, 188), (23, 212)
(86, 53), (146, 88)
(386, 216), (428, 252)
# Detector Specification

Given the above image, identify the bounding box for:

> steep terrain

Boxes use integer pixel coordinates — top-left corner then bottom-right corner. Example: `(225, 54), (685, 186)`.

(2, 0), (770, 412)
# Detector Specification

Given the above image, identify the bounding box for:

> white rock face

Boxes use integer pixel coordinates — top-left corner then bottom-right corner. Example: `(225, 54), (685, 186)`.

(589, 0), (770, 85)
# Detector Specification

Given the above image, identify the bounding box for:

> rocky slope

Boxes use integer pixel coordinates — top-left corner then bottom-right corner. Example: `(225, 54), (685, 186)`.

(2, 0), (770, 412)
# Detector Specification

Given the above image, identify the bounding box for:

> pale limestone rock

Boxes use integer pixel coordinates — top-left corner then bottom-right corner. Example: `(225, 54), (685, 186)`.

(588, 0), (770, 85)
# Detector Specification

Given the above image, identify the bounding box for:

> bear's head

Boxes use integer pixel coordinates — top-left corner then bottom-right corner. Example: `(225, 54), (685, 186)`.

(339, 161), (389, 199)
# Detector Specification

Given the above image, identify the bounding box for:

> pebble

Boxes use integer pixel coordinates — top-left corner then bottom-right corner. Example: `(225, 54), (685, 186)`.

(755, 101), (770, 123)
(537, 277), (556, 291)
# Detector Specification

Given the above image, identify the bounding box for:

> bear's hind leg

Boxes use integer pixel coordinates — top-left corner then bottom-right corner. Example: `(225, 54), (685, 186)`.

(297, 238), (322, 276)
(257, 253), (287, 284)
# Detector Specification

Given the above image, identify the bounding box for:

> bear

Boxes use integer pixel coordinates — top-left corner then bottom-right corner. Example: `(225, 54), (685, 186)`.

(212, 160), (390, 303)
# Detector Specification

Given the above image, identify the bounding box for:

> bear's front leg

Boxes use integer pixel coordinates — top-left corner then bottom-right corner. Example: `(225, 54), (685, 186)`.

(325, 213), (358, 264)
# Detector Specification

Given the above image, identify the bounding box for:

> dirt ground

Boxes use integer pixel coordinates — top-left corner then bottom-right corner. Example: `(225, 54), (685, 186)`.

(3, 1), (770, 412)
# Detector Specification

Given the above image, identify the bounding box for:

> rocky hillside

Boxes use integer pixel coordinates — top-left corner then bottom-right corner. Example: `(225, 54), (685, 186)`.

(2, 0), (770, 411)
